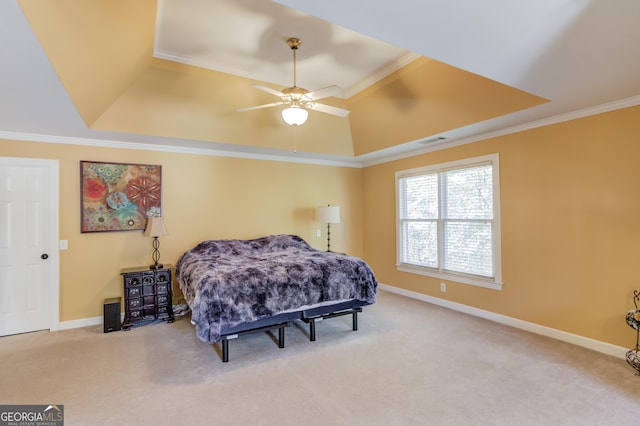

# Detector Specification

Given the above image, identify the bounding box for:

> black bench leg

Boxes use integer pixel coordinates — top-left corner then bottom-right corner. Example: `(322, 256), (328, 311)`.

(278, 326), (285, 348)
(352, 311), (358, 331)
(222, 339), (229, 363)
(309, 318), (316, 341)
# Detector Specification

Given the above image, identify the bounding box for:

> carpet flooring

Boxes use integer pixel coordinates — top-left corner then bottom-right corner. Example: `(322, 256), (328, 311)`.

(1, 289), (639, 425)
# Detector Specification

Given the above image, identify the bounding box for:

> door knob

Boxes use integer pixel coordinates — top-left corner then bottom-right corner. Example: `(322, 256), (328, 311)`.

(41, 253), (49, 260)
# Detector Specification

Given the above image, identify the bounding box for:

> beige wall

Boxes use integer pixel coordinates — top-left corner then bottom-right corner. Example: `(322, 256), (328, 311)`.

(3, 104), (639, 348)
(0, 138), (363, 321)
(362, 105), (640, 348)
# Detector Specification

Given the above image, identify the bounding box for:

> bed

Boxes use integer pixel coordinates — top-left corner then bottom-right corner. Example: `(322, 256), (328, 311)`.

(175, 234), (378, 361)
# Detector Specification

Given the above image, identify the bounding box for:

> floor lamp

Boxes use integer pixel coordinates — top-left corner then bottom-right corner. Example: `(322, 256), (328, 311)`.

(317, 205), (340, 252)
(144, 216), (169, 269)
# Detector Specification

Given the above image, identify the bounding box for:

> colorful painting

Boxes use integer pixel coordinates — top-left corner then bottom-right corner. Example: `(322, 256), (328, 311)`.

(80, 161), (162, 233)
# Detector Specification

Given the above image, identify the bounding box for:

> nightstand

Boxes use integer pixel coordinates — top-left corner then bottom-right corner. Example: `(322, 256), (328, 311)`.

(121, 265), (175, 329)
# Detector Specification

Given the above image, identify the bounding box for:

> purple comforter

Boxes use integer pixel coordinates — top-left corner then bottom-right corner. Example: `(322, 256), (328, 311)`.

(176, 234), (378, 343)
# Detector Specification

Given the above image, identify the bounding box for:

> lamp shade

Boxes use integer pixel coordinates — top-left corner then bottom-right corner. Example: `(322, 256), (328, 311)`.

(282, 106), (308, 125)
(317, 205), (340, 224)
(144, 216), (169, 237)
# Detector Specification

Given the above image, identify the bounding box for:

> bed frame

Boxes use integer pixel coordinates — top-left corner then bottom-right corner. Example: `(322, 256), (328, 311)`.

(218, 300), (368, 362)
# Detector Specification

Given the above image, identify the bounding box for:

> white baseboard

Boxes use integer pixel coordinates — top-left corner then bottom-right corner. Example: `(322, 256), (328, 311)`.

(57, 313), (126, 331)
(378, 283), (629, 359)
(58, 316), (102, 330)
(55, 285), (629, 359)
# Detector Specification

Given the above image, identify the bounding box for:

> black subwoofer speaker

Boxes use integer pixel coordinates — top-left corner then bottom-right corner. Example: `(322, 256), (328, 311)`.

(103, 297), (122, 333)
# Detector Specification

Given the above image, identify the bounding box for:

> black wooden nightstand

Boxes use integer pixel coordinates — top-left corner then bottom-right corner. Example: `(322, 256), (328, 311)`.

(121, 265), (175, 329)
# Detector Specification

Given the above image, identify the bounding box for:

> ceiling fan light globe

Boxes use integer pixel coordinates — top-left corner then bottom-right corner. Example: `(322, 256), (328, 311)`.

(282, 106), (308, 125)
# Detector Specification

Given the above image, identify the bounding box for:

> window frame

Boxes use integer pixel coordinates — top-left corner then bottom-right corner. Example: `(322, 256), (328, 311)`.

(395, 153), (503, 291)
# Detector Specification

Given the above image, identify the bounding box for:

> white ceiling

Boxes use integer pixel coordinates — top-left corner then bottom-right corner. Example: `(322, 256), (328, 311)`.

(1, 0), (640, 166)
(154, 0), (415, 97)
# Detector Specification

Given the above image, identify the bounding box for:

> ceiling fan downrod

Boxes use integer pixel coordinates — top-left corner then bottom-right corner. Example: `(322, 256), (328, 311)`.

(287, 37), (301, 88)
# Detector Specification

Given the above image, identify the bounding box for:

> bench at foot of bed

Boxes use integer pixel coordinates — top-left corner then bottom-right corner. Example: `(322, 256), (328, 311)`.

(301, 307), (362, 341)
(220, 322), (289, 362)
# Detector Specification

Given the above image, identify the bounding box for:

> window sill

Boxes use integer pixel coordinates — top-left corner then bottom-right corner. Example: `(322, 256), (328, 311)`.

(397, 264), (503, 291)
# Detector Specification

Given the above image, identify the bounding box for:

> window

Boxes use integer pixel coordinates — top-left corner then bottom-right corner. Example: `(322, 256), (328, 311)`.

(396, 154), (502, 290)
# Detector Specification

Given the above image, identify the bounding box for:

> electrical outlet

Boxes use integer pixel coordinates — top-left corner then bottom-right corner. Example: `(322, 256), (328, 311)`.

(440, 282), (446, 292)
(316, 229), (321, 237)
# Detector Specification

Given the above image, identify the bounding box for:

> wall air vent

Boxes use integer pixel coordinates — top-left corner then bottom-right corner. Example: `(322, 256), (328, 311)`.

(418, 136), (447, 145)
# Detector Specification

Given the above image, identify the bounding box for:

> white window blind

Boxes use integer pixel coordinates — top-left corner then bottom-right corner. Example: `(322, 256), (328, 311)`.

(396, 154), (502, 290)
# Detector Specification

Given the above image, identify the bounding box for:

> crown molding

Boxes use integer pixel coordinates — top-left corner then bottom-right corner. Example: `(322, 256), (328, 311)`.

(153, 50), (259, 82)
(345, 52), (422, 97)
(3, 95), (638, 170)
(357, 94), (640, 167)
(0, 131), (362, 169)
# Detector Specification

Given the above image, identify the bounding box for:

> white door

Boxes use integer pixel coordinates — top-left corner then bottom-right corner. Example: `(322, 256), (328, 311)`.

(0, 157), (59, 336)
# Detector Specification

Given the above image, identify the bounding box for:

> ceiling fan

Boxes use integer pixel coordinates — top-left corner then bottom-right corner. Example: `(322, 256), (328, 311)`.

(237, 37), (350, 125)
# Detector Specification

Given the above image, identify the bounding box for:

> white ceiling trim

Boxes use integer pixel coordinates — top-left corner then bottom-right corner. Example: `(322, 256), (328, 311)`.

(0, 131), (362, 168)
(344, 52), (422, 98)
(357, 94), (640, 167)
(3, 94), (638, 170)
(153, 49), (256, 80)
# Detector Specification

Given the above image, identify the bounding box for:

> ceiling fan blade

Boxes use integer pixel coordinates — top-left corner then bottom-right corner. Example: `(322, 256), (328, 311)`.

(310, 102), (350, 117)
(251, 84), (285, 98)
(236, 101), (285, 112)
(306, 85), (344, 101)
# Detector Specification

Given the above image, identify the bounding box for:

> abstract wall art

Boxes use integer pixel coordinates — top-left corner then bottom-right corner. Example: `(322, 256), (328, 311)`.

(80, 161), (162, 233)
